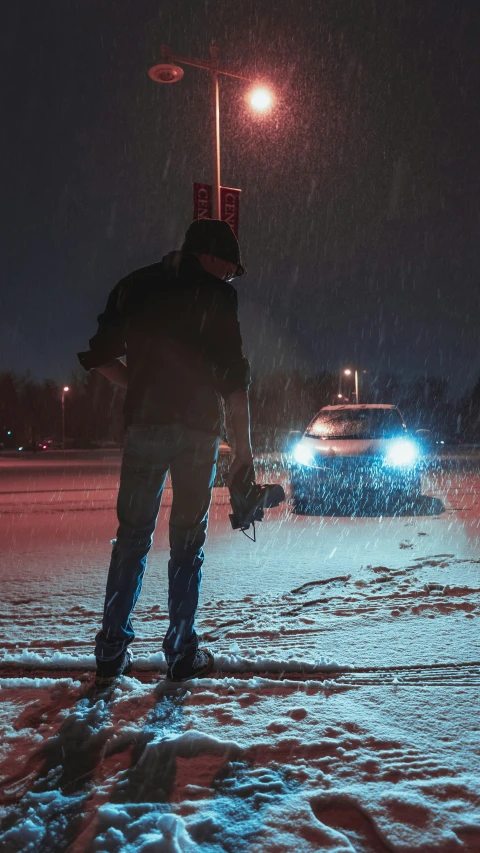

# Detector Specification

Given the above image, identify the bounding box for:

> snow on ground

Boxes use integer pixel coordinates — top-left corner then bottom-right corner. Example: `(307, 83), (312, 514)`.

(0, 451), (479, 851)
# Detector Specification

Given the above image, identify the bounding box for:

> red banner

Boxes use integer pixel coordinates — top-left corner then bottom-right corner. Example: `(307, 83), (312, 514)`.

(193, 183), (241, 237)
(220, 186), (241, 238)
(193, 183), (212, 220)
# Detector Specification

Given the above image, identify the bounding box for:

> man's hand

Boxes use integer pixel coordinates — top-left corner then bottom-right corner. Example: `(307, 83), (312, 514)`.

(227, 452), (255, 488)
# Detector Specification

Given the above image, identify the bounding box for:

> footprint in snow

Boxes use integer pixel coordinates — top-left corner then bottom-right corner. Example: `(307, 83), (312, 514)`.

(311, 797), (391, 853)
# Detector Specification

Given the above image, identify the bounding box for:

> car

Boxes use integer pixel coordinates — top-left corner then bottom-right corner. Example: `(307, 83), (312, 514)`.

(215, 441), (232, 486)
(39, 438), (62, 450)
(289, 404), (422, 512)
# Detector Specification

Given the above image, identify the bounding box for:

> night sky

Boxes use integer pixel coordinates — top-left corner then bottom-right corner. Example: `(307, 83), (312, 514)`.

(1, 1), (479, 393)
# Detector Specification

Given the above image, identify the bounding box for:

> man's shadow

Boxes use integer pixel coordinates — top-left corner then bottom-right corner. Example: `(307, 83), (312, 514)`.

(108, 681), (188, 805)
(0, 679), (187, 851)
(0, 682), (118, 844)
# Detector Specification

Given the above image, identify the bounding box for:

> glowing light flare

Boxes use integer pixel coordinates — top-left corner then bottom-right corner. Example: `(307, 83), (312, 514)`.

(384, 440), (419, 468)
(293, 443), (315, 466)
(249, 87), (273, 112)
(63, 386), (70, 392)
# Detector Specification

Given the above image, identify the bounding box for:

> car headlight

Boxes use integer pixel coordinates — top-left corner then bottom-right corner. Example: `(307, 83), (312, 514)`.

(384, 439), (419, 468)
(293, 443), (315, 467)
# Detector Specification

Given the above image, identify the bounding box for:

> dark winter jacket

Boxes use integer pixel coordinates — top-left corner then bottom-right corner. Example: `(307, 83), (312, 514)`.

(77, 251), (251, 435)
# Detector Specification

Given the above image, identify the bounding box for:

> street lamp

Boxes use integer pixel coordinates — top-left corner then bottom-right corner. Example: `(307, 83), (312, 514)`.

(249, 87), (273, 111)
(149, 45), (273, 219)
(342, 369), (368, 404)
(61, 386), (69, 451)
(343, 369), (359, 404)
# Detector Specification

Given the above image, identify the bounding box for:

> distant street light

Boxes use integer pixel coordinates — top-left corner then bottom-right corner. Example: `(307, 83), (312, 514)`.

(344, 369), (359, 404)
(342, 368), (368, 404)
(149, 45), (273, 219)
(61, 386), (70, 451)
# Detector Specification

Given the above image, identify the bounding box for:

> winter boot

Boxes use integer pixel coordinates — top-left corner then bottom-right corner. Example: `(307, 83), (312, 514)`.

(166, 647), (214, 682)
(95, 647), (133, 686)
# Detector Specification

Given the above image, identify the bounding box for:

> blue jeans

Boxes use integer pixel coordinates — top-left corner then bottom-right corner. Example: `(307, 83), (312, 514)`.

(95, 424), (219, 665)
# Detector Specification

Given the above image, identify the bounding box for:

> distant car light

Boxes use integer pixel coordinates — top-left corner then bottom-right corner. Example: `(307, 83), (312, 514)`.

(384, 440), (418, 467)
(293, 443), (315, 466)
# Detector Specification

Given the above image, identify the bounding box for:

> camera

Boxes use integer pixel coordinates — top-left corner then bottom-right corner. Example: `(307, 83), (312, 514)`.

(229, 465), (285, 539)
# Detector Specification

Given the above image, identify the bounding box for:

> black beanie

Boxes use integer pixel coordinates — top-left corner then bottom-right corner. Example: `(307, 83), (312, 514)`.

(182, 219), (245, 276)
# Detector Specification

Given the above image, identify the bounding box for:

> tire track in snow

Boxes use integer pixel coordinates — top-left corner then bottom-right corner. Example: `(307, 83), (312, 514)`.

(1, 660), (479, 688)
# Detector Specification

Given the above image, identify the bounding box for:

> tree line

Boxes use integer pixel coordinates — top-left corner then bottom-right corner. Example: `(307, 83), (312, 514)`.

(1, 368), (479, 452)
(0, 369), (124, 451)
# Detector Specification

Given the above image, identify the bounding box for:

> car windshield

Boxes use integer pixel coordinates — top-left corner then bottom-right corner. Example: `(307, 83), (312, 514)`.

(306, 409), (406, 439)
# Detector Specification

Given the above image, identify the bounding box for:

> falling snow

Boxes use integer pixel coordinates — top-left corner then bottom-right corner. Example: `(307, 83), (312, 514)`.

(1, 1), (480, 850)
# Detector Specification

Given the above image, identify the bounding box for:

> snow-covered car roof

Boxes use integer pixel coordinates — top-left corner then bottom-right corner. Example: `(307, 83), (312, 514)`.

(321, 404), (397, 411)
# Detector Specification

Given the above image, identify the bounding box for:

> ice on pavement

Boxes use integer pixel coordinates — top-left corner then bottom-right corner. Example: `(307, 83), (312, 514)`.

(0, 454), (479, 850)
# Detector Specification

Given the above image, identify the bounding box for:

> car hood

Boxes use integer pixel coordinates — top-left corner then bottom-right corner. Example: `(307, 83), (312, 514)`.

(301, 436), (400, 457)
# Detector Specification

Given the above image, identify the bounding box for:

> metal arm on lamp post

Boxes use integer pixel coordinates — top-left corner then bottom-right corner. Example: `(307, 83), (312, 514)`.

(148, 45), (273, 219)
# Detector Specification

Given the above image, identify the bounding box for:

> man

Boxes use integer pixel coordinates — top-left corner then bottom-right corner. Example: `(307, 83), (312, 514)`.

(78, 219), (253, 684)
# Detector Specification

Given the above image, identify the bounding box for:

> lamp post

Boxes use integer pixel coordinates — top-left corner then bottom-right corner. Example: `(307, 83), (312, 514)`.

(148, 45), (273, 219)
(343, 368), (368, 404)
(61, 386), (69, 451)
(343, 369), (359, 405)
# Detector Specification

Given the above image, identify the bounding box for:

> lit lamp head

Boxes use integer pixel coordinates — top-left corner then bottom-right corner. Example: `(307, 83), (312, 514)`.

(249, 87), (273, 111)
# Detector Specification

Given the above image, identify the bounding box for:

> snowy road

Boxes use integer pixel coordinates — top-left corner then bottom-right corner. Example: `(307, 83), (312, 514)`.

(1, 451), (479, 851)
